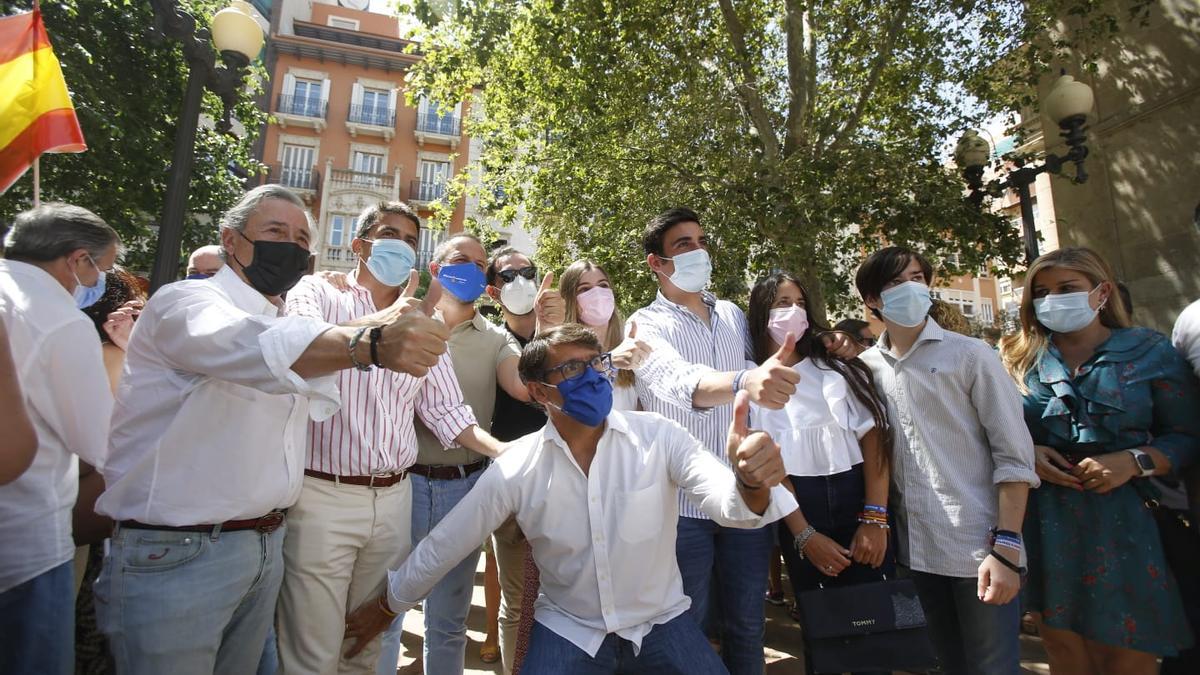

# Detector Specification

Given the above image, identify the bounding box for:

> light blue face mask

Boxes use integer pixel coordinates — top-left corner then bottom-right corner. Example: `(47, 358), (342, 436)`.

(659, 248), (712, 293)
(879, 281), (932, 328)
(73, 255), (107, 309)
(363, 238), (417, 288)
(1033, 287), (1101, 333)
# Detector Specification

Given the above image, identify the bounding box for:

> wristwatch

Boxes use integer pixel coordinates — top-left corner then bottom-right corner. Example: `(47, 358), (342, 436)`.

(1128, 448), (1156, 477)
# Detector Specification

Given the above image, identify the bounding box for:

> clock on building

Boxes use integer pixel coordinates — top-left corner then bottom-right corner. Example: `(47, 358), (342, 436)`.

(339, 0), (369, 10)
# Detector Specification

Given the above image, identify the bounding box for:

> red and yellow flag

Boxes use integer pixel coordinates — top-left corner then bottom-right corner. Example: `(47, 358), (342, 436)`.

(0, 9), (86, 194)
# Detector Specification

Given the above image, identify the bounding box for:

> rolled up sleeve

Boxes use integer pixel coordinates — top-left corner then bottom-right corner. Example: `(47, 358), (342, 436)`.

(416, 350), (477, 448)
(633, 331), (715, 415)
(968, 345), (1039, 487)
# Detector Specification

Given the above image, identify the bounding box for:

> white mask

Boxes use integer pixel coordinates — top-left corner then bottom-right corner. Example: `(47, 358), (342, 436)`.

(879, 281), (932, 328)
(660, 248), (711, 293)
(1034, 287), (1102, 334)
(499, 275), (537, 315)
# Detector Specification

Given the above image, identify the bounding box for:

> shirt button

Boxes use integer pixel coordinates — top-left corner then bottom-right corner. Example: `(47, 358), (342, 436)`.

(599, 572), (608, 581)
(594, 534), (602, 542)
(591, 496), (598, 503)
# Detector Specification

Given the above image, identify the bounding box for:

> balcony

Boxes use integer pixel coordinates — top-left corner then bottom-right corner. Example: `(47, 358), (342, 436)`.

(261, 164), (321, 198)
(274, 94), (327, 131)
(346, 104), (396, 140)
(413, 112), (461, 148)
(328, 168), (395, 196)
(410, 179), (447, 206)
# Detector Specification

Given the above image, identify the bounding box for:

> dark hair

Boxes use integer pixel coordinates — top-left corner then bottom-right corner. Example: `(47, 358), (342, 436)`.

(833, 318), (871, 337)
(854, 246), (934, 320)
(518, 324), (603, 383)
(642, 207), (701, 257)
(485, 245), (530, 286)
(82, 267), (146, 344)
(748, 272), (893, 464)
(356, 201), (421, 239)
(4, 203), (121, 263)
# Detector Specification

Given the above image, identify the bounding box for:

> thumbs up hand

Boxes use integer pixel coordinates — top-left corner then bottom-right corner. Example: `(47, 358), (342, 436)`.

(725, 390), (786, 491)
(740, 332), (800, 410)
(609, 321), (652, 371)
(533, 271), (564, 332)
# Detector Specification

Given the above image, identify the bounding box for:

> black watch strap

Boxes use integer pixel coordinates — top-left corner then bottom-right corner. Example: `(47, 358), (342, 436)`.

(369, 326), (383, 368)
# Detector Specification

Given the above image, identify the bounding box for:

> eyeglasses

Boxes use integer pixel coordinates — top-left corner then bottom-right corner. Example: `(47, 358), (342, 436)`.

(540, 352), (613, 383)
(496, 266), (537, 284)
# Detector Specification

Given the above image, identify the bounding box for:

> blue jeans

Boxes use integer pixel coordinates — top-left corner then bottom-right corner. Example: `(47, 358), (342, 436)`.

(257, 625), (279, 675)
(521, 613), (729, 674)
(95, 524), (286, 675)
(377, 471), (483, 675)
(907, 569), (1021, 675)
(0, 560), (74, 675)
(675, 516), (774, 675)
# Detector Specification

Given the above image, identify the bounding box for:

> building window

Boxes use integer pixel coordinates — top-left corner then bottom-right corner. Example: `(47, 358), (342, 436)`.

(413, 159), (450, 201)
(417, 227), (447, 268)
(417, 97), (460, 136)
(999, 278), (1012, 296)
(353, 151), (385, 176)
(359, 88), (391, 126)
(328, 16), (359, 30)
(293, 78), (322, 115)
(329, 215), (356, 248)
(280, 144), (315, 189)
(981, 299), (994, 323)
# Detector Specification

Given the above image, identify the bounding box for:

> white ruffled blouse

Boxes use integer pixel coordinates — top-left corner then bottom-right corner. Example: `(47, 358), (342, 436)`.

(751, 357), (876, 477)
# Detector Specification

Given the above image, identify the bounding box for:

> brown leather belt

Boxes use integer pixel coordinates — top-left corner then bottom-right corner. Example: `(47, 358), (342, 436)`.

(408, 459), (489, 481)
(304, 469), (408, 488)
(118, 510), (286, 535)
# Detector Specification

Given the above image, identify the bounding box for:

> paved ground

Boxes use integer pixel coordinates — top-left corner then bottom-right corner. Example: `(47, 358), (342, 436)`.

(389, 557), (1050, 674)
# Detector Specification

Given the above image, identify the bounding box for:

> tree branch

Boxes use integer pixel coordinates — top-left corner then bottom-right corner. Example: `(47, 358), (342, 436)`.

(825, 0), (912, 155)
(716, 0), (780, 161)
(782, 0), (813, 157)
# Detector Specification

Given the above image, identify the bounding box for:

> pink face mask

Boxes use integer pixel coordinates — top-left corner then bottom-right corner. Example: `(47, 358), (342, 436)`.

(767, 306), (808, 345)
(577, 286), (616, 326)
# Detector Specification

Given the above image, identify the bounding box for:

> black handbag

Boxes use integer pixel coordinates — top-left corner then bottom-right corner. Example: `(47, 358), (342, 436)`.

(795, 576), (937, 674)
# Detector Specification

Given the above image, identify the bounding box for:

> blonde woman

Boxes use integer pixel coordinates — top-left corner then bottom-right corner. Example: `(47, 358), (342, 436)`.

(999, 247), (1200, 674)
(559, 259), (648, 410)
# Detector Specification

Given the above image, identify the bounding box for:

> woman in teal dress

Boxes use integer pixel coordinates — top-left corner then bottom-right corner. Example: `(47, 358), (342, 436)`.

(999, 247), (1200, 675)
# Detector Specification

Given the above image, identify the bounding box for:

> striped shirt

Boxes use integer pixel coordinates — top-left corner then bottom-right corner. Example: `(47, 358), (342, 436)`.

(629, 291), (752, 520)
(285, 273), (476, 476)
(859, 319), (1039, 578)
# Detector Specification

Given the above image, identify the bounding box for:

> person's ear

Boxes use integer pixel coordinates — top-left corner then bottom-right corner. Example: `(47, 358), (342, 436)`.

(429, 261), (440, 277)
(1096, 281), (1112, 310)
(647, 253), (669, 275)
(350, 238), (366, 258)
(864, 295), (881, 311)
(486, 285), (502, 303)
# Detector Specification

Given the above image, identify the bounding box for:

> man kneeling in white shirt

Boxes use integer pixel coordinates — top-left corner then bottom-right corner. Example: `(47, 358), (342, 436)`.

(345, 324), (797, 673)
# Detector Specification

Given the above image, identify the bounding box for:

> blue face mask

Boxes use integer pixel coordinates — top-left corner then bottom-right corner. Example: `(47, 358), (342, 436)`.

(364, 239), (417, 288)
(73, 256), (107, 309)
(545, 366), (614, 427)
(879, 281), (932, 328)
(185, 272), (214, 280)
(437, 262), (487, 303)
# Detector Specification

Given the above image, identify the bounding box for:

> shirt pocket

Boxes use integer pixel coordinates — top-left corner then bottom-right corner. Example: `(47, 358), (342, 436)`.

(121, 530), (206, 573)
(619, 484), (664, 543)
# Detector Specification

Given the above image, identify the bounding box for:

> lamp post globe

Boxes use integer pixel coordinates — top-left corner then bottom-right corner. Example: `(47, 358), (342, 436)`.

(211, 0), (263, 63)
(1043, 73), (1095, 126)
(954, 130), (991, 170)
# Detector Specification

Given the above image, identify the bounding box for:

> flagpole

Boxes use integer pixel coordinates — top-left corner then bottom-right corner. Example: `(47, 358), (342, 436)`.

(32, 158), (40, 207)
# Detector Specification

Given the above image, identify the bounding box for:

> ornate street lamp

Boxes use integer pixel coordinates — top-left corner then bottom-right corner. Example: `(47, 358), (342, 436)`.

(148, 0), (264, 292)
(955, 72), (1095, 265)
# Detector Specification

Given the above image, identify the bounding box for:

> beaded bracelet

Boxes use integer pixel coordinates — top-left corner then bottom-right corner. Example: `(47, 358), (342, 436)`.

(863, 504), (888, 515)
(858, 515), (891, 529)
(732, 369), (748, 393)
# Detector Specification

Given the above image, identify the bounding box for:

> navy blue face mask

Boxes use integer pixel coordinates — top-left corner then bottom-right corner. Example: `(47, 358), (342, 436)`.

(544, 366), (613, 427)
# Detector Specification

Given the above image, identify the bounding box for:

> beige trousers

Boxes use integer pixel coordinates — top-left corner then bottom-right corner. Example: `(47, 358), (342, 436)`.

(277, 475), (413, 675)
(493, 516), (527, 674)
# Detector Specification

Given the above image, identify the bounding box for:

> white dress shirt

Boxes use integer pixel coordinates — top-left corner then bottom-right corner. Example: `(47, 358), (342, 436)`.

(629, 291), (753, 519)
(97, 267), (341, 525)
(0, 260), (112, 592)
(752, 358), (875, 477)
(859, 319), (1038, 577)
(285, 273), (476, 475)
(386, 409), (796, 656)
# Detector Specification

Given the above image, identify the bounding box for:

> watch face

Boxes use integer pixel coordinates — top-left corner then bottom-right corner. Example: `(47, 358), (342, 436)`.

(1136, 453), (1156, 472)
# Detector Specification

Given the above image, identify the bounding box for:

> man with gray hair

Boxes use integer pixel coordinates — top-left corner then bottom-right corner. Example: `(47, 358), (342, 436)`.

(0, 202), (122, 674)
(92, 185), (452, 674)
(186, 243), (224, 278)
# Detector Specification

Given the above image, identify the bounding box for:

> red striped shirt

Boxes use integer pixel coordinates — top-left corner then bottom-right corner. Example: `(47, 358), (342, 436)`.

(285, 273), (476, 475)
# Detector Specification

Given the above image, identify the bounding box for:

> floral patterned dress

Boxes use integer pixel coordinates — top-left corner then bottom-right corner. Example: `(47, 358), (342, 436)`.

(1021, 327), (1200, 655)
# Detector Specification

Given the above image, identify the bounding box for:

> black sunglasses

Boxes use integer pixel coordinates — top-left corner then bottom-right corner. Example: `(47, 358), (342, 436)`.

(496, 266), (537, 283)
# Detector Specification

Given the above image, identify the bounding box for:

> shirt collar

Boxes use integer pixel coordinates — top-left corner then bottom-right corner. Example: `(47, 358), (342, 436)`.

(880, 318), (944, 361)
(211, 265), (281, 318)
(652, 289), (717, 312)
(539, 410), (632, 454)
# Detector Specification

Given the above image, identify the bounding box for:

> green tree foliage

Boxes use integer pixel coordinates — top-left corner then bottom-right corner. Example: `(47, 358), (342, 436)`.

(403, 0), (1131, 318)
(0, 0), (266, 275)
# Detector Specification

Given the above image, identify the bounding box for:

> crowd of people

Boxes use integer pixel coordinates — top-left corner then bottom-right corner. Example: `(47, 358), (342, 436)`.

(0, 187), (1197, 675)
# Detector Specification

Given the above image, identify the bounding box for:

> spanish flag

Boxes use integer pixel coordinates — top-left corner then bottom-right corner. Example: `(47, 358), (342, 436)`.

(0, 9), (86, 194)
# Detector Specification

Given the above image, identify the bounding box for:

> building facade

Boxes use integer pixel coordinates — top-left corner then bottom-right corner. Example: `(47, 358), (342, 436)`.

(255, 0), (468, 271)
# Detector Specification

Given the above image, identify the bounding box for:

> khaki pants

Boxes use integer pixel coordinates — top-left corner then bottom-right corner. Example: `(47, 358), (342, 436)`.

(277, 475), (412, 675)
(493, 516), (527, 674)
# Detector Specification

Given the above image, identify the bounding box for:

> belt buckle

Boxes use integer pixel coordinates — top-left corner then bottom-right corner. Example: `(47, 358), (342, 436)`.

(256, 511), (285, 533)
